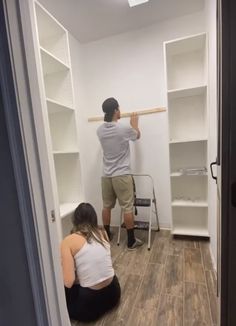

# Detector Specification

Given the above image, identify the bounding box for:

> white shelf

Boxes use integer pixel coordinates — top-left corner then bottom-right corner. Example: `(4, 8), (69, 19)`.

(165, 33), (206, 54)
(169, 138), (207, 144)
(172, 206), (208, 237)
(60, 203), (79, 218)
(165, 33), (206, 90)
(44, 70), (73, 108)
(168, 87), (207, 141)
(40, 47), (69, 75)
(170, 171), (208, 177)
(47, 98), (74, 113)
(35, 3), (69, 65)
(168, 85), (207, 99)
(172, 200), (208, 207)
(172, 227), (209, 237)
(53, 151), (79, 155)
(48, 110), (78, 152)
(170, 172), (184, 177)
(170, 141), (207, 172)
(54, 155), (82, 204)
(171, 174), (207, 203)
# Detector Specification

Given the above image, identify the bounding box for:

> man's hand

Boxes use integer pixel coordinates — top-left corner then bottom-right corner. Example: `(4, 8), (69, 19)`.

(130, 112), (139, 129)
(130, 112), (141, 139)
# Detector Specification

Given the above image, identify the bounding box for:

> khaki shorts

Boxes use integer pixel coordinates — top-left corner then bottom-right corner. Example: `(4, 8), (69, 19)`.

(101, 175), (134, 213)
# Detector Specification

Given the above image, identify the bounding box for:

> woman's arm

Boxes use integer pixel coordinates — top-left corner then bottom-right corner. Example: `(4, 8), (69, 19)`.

(61, 240), (76, 288)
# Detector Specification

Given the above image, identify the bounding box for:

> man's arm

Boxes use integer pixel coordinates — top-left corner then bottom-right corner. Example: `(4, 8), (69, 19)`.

(130, 112), (141, 139)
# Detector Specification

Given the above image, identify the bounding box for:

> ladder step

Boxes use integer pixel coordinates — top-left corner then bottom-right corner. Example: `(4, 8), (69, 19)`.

(134, 198), (151, 207)
(121, 221), (149, 230)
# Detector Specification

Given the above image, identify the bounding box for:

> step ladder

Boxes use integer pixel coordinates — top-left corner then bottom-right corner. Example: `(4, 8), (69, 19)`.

(117, 174), (160, 250)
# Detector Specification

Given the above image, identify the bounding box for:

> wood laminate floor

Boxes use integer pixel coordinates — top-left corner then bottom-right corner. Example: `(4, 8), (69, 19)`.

(71, 228), (218, 326)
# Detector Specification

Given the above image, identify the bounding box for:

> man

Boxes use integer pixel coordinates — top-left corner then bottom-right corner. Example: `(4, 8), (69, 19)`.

(97, 97), (143, 250)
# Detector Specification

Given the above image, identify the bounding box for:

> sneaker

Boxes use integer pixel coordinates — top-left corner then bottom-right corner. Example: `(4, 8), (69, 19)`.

(127, 238), (144, 251)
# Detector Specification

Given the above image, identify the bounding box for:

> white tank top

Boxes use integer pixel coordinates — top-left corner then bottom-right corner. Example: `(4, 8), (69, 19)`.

(74, 239), (114, 288)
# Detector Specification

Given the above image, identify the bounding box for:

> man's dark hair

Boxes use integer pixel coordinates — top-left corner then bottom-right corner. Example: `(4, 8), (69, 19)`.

(102, 97), (119, 122)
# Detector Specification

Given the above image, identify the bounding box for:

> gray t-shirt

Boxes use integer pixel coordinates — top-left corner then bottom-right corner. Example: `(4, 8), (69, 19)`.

(97, 122), (138, 177)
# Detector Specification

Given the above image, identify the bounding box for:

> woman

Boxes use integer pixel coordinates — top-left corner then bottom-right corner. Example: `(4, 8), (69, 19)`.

(61, 202), (121, 322)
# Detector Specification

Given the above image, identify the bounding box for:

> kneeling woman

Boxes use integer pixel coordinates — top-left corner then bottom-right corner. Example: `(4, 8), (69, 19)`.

(61, 203), (121, 322)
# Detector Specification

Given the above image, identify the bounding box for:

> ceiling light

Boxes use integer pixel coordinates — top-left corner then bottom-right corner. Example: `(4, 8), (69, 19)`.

(128, 0), (149, 7)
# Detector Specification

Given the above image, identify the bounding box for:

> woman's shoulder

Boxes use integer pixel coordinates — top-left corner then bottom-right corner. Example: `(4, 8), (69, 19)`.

(62, 232), (84, 242)
(61, 233), (87, 255)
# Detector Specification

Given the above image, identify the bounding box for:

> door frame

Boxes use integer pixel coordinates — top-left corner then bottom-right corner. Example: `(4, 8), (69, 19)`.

(2, 1), (70, 325)
(219, 0), (236, 325)
(5, 0), (236, 325)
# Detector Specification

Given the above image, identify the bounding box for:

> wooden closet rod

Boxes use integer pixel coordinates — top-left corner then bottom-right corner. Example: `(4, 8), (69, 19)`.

(88, 107), (166, 122)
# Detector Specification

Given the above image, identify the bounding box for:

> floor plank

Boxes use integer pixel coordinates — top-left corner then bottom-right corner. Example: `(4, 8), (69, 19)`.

(149, 236), (170, 264)
(158, 229), (171, 238)
(169, 237), (184, 256)
(127, 307), (159, 326)
(113, 229), (154, 276)
(184, 248), (205, 283)
(102, 274), (141, 326)
(184, 239), (200, 249)
(184, 282), (212, 326)
(200, 241), (214, 271)
(114, 263), (129, 286)
(135, 263), (163, 309)
(73, 316), (104, 326)
(205, 270), (218, 325)
(162, 255), (183, 297)
(110, 238), (126, 264)
(157, 295), (183, 326)
(114, 247), (147, 276)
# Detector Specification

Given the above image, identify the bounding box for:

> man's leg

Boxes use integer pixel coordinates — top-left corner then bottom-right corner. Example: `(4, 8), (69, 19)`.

(123, 211), (134, 229)
(101, 177), (116, 240)
(113, 175), (143, 249)
(123, 211), (136, 248)
(124, 211), (143, 249)
(102, 207), (112, 239)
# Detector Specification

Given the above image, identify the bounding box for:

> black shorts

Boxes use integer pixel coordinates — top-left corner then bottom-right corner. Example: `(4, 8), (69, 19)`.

(65, 275), (121, 322)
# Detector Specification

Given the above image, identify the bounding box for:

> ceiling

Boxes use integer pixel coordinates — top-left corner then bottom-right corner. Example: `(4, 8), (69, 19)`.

(39, 0), (205, 43)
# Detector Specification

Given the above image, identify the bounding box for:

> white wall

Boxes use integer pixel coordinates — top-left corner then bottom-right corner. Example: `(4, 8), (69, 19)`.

(73, 10), (207, 227)
(205, 0), (218, 269)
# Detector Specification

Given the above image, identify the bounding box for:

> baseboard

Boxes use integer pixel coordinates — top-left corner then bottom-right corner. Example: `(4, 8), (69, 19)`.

(209, 243), (217, 272)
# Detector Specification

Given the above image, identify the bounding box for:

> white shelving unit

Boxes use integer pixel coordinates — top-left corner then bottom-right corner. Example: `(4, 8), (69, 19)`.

(164, 33), (209, 237)
(34, 2), (83, 238)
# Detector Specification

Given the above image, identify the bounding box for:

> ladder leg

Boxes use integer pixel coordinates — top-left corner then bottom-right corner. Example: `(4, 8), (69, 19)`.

(153, 188), (160, 231)
(117, 209), (123, 246)
(148, 203), (152, 250)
